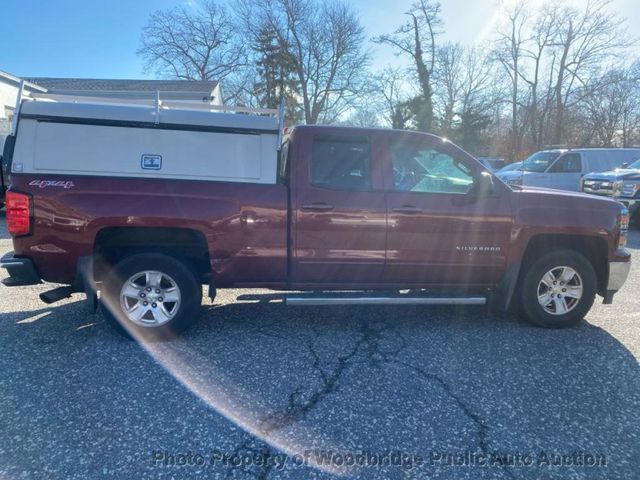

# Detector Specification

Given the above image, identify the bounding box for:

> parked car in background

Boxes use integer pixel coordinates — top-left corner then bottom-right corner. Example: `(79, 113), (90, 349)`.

(499, 150), (565, 187)
(496, 161), (523, 174)
(477, 156), (505, 171)
(582, 158), (640, 225)
(500, 148), (640, 191)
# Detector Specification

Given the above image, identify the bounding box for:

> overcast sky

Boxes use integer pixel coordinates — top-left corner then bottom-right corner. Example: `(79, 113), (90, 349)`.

(1, 0), (638, 79)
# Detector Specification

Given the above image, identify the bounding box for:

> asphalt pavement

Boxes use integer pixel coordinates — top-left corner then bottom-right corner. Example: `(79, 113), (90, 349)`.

(1, 213), (638, 479)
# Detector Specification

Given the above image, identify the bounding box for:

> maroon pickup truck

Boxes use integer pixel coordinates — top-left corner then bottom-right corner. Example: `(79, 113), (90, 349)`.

(1, 97), (631, 339)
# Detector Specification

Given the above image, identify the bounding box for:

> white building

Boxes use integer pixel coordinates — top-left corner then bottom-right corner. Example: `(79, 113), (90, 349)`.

(0, 71), (46, 136)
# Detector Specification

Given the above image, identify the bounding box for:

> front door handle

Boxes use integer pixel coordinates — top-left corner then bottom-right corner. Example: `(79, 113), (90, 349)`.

(302, 203), (334, 212)
(392, 205), (422, 214)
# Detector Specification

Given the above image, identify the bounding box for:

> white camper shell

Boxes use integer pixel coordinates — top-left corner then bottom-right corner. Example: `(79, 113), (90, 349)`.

(11, 92), (282, 184)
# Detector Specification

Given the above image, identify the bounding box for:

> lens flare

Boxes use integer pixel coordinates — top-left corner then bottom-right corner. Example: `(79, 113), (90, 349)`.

(98, 283), (350, 476)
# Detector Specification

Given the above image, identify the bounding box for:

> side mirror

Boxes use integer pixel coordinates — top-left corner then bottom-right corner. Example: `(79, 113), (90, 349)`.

(472, 171), (495, 197)
(621, 162), (629, 169)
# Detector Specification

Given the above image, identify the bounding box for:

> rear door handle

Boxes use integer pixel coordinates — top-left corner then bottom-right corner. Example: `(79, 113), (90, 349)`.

(392, 205), (422, 214)
(302, 203), (334, 212)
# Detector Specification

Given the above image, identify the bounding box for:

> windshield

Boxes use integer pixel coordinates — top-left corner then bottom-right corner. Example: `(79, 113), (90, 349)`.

(497, 162), (521, 173)
(626, 159), (640, 170)
(520, 151), (562, 172)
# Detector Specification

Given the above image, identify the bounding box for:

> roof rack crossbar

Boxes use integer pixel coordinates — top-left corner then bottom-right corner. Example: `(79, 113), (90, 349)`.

(27, 91), (279, 117)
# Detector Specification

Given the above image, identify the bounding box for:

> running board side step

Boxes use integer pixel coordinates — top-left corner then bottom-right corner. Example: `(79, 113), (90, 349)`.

(285, 296), (486, 306)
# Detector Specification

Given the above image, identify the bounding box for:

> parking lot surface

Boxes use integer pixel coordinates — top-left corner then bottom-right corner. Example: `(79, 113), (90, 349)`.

(1, 213), (638, 479)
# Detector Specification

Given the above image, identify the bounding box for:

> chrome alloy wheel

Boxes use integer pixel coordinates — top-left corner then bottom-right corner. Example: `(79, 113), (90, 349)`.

(119, 270), (181, 326)
(537, 266), (583, 315)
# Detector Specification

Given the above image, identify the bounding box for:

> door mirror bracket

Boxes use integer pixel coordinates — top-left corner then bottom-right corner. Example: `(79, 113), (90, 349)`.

(451, 172), (497, 206)
(471, 171), (496, 197)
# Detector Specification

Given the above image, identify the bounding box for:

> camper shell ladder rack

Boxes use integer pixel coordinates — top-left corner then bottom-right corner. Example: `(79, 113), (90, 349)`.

(28, 91), (280, 116)
(26, 91), (284, 141)
(24, 90), (286, 149)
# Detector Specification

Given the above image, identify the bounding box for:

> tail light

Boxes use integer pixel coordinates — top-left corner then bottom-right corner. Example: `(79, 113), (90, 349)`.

(6, 191), (31, 236)
(617, 207), (629, 249)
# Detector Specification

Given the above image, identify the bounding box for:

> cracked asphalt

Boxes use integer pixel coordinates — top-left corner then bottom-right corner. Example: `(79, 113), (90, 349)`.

(1, 213), (639, 479)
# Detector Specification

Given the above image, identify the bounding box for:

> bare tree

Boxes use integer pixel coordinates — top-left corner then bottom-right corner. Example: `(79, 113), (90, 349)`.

(222, 65), (262, 106)
(620, 62), (640, 147)
(372, 67), (410, 128)
(519, 3), (559, 149)
(551, 0), (630, 144)
(493, 1), (528, 161)
(374, 0), (442, 131)
(433, 43), (463, 136)
(237, 0), (369, 124)
(137, 0), (246, 86)
(344, 106), (382, 128)
(581, 67), (640, 146)
(457, 48), (497, 149)
(432, 43), (495, 150)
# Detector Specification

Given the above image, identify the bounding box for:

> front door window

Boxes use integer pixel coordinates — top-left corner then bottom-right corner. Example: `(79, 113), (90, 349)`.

(391, 142), (473, 194)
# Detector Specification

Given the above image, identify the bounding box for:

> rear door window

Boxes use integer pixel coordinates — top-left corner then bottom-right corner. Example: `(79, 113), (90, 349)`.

(311, 135), (371, 190)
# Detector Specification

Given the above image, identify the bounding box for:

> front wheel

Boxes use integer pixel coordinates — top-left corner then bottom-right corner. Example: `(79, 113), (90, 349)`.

(101, 253), (202, 340)
(520, 250), (596, 328)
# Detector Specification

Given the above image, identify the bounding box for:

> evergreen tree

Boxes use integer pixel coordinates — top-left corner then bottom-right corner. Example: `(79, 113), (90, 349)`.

(252, 25), (301, 125)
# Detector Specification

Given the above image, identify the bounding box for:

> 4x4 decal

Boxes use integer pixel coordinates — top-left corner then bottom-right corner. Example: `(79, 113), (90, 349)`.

(29, 180), (75, 189)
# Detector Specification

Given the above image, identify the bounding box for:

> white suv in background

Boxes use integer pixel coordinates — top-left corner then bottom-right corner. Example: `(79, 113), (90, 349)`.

(499, 148), (640, 191)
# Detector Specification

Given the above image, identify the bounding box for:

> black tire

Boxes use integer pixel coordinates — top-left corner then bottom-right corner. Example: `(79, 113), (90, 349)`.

(520, 250), (596, 328)
(101, 253), (202, 340)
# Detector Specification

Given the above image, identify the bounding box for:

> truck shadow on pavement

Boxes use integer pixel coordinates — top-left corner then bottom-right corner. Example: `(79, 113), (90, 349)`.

(2, 295), (639, 479)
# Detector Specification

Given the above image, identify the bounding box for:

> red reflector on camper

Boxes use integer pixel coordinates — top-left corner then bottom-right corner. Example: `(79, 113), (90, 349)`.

(6, 191), (31, 236)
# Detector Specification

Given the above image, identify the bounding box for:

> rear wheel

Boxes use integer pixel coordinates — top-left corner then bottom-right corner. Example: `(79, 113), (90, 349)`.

(520, 250), (596, 328)
(101, 253), (202, 340)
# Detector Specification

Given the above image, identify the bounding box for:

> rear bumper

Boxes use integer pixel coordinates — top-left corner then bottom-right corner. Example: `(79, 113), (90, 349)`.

(0, 251), (41, 286)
